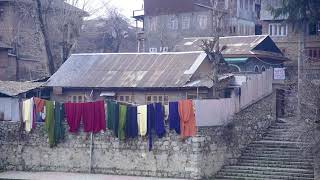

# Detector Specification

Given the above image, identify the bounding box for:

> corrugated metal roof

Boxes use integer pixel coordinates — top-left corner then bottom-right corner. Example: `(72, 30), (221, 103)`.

(0, 81), (43, 97)
(174, 35), (289, 61)
(0, 42), (12, 49)
(46, 52), (207, 88)
(183, 74), (234, 88)
(175, 35), (268, 55)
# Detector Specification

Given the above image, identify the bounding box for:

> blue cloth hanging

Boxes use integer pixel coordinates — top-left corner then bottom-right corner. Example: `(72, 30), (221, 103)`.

(125, 105), (138, 138)
(154, 103), (166, 138)
(168, 101), (180, 134)
(147, 104), (155, 151)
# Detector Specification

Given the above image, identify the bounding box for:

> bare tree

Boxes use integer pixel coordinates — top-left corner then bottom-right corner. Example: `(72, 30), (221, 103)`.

(200, 38), (228, 98)
(13, 0), (88, 76)
(101, 9), (130, 53)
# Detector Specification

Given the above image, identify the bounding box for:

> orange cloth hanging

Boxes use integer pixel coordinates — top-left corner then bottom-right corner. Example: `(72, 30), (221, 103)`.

(34, 97), (45, 113)
(178, 100), (197, 138)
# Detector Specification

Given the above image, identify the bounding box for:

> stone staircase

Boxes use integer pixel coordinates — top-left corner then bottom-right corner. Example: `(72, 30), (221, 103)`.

(214, 120), (314, 180)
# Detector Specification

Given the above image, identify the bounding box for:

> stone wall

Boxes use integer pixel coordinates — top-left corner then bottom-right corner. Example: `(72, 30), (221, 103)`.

(0, 93), (275, 179)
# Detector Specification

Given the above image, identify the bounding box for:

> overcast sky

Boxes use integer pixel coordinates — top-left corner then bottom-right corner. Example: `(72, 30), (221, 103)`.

(87, 0), (144, 20)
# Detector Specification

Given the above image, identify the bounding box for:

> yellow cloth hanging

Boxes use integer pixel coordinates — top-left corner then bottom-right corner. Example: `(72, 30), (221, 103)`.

(22, 98), (33, 132)
(137, 105), (147, 136)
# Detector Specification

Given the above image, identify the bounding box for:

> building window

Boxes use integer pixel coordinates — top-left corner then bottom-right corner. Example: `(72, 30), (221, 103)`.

(308, 22), (320, 35)
(117, 95), (134, 103)
(240, 0), (243, 9)
(239, 24), (244, 35)
(198, 15), (208, 29)
(187, 94), (198, 100)
(168, 16), (178, 30)
(245, 0), (248, 10)
(306, 48), (320, 60)
(269, 23), (287, 36)
(149, 48), (157, 53)
(70, 95), (86, 103)
(160, 47), (169, 52)
(181, 16), (190, 30)
(149, 17), (157, 32)
(254, 65), (259, 73)
(146, 95), (169, 105)
(261, 66), (266, 72)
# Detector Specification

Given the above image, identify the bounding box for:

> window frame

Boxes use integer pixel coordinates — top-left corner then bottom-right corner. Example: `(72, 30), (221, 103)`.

(181, 16), (190, 30)
(168, 16), (178, 30)
(198, 15), (208, 29)
(145, 95), (169, 105)
(254, 65), (259, 73)
(149, 48), (158, 53)
(269, 23), (288, 36)
(149, 17), (157, 32)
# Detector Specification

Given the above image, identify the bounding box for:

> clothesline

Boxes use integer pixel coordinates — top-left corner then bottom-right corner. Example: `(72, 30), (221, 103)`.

(22, 97), (197, 150)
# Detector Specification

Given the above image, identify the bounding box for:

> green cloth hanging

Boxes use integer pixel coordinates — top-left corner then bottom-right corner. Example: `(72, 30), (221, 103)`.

(107, 101), (115, 130)
(118, 104), (127, 140)
(54, 102), (65, 144)
(45, 100), (55, 147)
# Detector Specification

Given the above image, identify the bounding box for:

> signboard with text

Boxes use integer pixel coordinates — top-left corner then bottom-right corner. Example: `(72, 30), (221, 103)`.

(274, 68), (285, 80)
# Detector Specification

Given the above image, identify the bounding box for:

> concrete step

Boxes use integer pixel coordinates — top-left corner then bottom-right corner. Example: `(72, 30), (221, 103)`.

(215, 175), (278, 180)
(239, 155), (313, 162)
(241, 152), (313, 159)
(245, 146), (305, 152)
(215, 172), (314, 179)
(262, 137), (304, 142)
(218, 170), (313, 178)
(214, 121), (314, 179)
(221, 166), (314, 174)
(237, 162), (313, 169)
(239, 159), (313, 166)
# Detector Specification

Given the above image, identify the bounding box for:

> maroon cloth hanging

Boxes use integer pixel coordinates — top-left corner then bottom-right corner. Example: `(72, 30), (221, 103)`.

(65, 101), (106, 133)
(65, 102), (83, 133)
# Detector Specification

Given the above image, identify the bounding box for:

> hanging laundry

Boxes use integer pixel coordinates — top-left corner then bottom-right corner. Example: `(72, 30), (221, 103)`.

(106, 101), (113, 130)
(54, 102), (65, 144)
(93, 101), (106, 133)
(82, 102), (94, 132)
(178, 100), (197, 138)
(34, 97), (45, 113)
(137, 105), (147, 136)
(22, 98), (34, 132)
(125, 105), (138, 138)
(34, 97), (46, 122)
(114, 103), (119, 137)
(118, 104), (127, 140)
(64, 102), (83, 133)
(45, 100), (55, 147)
(154, 103), (166, 138)
(168, 102), (180, 134)
(147, 104), (155, 151)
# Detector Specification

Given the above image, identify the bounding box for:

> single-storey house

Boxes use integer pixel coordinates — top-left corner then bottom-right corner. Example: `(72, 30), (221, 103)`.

(175, 35), (289, 73)
(45, 52), (234, 104)
(0, 80), (45, 121)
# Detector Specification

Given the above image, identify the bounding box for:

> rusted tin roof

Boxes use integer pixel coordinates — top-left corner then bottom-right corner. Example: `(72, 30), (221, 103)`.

(0, 81), (43, 97)
(175, 35), (289, 61)
(46, 52), (208, 88)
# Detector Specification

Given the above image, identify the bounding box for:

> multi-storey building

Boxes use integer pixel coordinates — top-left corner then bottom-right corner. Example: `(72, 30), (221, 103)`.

(261, 0), (320, 66)
(133, 0), (261, 53)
